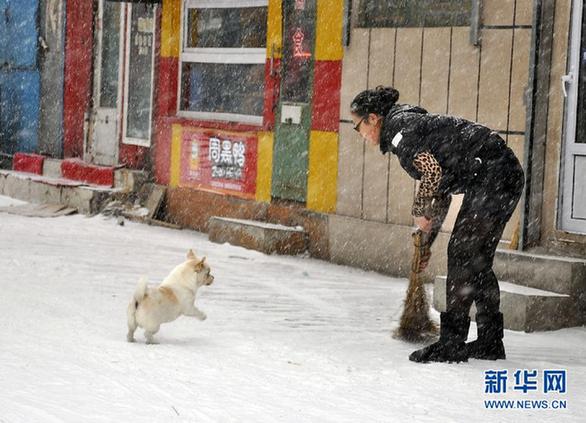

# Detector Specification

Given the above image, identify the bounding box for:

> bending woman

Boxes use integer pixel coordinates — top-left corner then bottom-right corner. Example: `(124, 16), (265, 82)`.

(350, 86), (524, 363)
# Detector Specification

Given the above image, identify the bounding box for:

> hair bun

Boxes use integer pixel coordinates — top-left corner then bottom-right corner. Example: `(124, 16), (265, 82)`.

(376, 86), (400, 105)
(350, 86), (400, 117)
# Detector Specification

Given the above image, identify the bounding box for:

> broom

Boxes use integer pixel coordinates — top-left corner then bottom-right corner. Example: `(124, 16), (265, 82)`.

(393, 229), (438, 342)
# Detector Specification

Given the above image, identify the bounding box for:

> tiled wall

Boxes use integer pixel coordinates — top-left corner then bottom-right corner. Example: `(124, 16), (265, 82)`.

(337, 0), (534, 241)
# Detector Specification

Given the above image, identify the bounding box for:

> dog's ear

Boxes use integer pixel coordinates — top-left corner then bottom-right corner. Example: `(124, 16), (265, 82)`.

(187, 249), (196, 260)
(194, 257), (206, 271)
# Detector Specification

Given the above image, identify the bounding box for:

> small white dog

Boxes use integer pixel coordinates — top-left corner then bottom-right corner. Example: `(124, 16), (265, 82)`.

(127, 249), (214, 344)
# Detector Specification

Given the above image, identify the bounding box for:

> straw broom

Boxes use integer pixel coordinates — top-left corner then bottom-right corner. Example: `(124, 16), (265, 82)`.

(393, 229), (438, 342)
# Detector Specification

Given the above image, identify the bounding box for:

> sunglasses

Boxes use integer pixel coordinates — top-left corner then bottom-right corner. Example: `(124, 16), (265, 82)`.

(353, 117), (365, 132)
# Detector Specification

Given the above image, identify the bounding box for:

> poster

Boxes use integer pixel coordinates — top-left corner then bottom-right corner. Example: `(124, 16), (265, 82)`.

(179, 129), (258, 198)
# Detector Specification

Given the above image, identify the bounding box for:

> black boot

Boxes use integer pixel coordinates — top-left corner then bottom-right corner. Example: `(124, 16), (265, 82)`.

(466, 312), (506, 360)
(409, 312), (470, 363)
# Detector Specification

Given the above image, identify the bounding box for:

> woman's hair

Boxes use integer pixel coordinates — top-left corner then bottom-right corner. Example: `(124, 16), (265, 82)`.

(350, 86), (400, 117)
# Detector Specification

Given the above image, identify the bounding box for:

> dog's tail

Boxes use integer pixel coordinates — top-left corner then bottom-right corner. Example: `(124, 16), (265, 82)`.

(133, 276), (148, 304)
(127, 276), (148, 342)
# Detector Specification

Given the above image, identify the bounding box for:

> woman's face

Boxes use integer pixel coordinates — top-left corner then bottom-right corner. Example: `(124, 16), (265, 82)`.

(351, 112), (382, 145)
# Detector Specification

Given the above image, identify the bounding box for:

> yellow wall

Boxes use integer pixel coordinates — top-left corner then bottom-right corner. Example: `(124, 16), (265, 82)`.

(256, 132), (274, 202)
(161, 0), (181, 58)
(169, 124), (182, 188)
(315, 0), (344, 60)
(266, 0), (282, 59)
(307, 131), (338, 213)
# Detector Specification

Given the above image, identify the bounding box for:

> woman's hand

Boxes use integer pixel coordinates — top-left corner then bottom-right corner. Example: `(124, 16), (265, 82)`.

(414, 215), (433, 233)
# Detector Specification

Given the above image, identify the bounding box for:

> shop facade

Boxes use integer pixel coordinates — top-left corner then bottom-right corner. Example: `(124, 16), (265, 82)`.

(153, 0), (344, 255)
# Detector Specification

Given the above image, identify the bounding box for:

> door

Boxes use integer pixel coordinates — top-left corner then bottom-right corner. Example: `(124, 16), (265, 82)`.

(122, 2), (156, 147)
(38, 0), (66, 157)
(0, 0), (40, 155)
(88, 0), (122, 166)
(561, 0), (586, 233)
(271, 0), (316, 202)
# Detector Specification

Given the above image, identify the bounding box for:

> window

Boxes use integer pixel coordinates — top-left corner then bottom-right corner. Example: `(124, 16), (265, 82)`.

(356, 0), (471, 28)
(179, 0), (268, 124)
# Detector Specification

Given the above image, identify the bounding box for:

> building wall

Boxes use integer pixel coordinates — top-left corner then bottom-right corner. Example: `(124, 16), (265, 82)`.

(337, 0), (534, 244)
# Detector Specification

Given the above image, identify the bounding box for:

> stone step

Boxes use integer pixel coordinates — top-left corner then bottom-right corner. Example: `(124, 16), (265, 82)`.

(0, 170), (118, 215)
(208, 216), (307, 255)
(433, 276), (583, 332)
(493, 249), (586, 306)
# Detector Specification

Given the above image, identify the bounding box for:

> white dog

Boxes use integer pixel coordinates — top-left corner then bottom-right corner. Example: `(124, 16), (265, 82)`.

(127, 249), (214, 344)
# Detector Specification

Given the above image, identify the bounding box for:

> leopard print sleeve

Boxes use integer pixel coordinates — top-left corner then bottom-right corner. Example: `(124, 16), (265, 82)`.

(411, 152), (442, 217)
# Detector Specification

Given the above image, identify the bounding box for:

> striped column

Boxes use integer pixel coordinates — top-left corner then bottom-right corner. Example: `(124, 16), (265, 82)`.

(256, 0), (282, 202)
(307, 0), (343, 213)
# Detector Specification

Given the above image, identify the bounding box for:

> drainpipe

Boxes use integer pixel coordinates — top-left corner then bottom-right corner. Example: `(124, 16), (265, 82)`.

(521, 0), (556, 249)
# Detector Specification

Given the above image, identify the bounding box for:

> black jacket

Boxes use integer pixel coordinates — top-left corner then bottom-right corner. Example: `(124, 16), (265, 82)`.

(380, 104), (507, 196)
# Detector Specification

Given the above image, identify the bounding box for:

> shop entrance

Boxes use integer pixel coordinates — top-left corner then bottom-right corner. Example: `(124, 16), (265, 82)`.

(561, 0), (586, 233)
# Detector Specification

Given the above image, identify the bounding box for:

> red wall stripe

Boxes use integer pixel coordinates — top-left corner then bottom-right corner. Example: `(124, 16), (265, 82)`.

(153, 55), (178, 184)
(311, 60), (342, 132)
(263, 58), (281, 131)
(157, 57), (179, 117)
(63, 0), (93, 159)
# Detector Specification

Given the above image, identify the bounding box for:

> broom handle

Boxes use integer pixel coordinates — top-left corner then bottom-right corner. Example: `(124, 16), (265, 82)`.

(411, 230), (430, 274)
(411, 230), (422, 274)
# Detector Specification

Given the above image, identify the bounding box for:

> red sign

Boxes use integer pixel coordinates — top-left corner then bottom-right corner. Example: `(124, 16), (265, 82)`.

(179, 129), (258, 199)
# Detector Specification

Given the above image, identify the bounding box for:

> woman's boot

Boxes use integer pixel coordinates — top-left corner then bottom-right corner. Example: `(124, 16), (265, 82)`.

(466, 312), (506, 360)
(409, 311), (470, 363)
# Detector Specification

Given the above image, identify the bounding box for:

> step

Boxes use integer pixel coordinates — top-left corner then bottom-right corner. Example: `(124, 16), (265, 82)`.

(11, 153), (147, 192)
(61, 158), (115, 187)
(433, 276), (583, 332)
(208, 216), (307, 255)
(0, 170), (118, 215)
(493, 249), (586, 297)
(13, 152), (44, 175)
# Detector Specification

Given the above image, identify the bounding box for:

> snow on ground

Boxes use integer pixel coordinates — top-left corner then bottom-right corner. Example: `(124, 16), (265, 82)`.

(0, 195), (584, 422)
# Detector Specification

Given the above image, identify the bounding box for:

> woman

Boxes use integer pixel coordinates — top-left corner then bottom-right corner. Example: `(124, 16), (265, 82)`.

(350, 86), (524, 363)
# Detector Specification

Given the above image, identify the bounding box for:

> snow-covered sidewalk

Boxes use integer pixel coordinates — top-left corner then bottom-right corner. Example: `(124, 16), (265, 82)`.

(0, 195), (584, 422)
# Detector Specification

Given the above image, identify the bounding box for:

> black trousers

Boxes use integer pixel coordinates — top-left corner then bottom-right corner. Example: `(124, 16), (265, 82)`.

(446, 147), (525, 317)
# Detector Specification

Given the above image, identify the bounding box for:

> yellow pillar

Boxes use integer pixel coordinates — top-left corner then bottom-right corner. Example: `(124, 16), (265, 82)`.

(169, 124), (182, 188)
(161, 0), (181, 58)
(307, 131), (338, 213)
(256, 132), (274, 202)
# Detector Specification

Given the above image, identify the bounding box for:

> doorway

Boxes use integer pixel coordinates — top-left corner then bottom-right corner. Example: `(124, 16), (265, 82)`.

(560, 0), (586, 233)
(88, 0), (156, 166)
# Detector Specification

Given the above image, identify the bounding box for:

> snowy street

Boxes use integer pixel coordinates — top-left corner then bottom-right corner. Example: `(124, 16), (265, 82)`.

(0, 195), (584, 422)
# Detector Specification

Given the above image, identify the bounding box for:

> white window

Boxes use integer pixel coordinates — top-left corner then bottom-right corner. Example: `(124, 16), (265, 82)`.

(179, 0), (268, 125)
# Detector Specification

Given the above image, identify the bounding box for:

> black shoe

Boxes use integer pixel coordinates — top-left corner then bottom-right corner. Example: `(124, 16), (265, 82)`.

(466, 312), (506, 360)
(409, 311), (470, 363)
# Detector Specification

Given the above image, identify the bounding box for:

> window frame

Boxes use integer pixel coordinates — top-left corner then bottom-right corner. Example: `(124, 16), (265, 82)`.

(178, 0), (268, 125)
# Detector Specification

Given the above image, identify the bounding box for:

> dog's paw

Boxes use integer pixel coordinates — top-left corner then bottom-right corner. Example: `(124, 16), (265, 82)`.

(198, 312), (207, 321)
